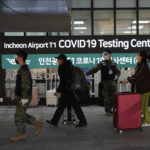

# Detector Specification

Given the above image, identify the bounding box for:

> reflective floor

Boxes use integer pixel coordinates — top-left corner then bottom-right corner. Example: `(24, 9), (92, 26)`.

(0, 106), (150, 150)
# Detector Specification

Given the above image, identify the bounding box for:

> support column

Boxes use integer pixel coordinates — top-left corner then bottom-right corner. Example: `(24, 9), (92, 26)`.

(0, 33), (4, 100)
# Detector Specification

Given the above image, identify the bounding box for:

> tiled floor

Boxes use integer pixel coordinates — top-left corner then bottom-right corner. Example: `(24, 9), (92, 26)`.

(0, 106), (149, 150)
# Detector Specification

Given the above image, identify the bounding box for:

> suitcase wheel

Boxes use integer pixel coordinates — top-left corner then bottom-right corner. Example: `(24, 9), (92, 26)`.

(73, 121), (77, 125)
(119, 130), (123, 134)
(63, 121), (67, 125)
(114, 128), (118, 132)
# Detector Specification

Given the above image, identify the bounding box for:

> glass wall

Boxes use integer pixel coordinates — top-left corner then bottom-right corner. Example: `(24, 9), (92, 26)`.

(116, 10), (136, 35)
(26, 32), (47, 36)
(4, 0), (150, 36)
(71, 0), (91, 8)
(94, 10), (114, 35)
(48, 32), (69, 36)
(116, 0), (136, 8)
(4, 32), (24, 36)
(139, 0), (150, 8)
(71, 10), (91, 35)
(94, 0), (113, 8)
(3, 0), (150, 101)
(139, 10), (150, 34)
(71, 0), (150, 36)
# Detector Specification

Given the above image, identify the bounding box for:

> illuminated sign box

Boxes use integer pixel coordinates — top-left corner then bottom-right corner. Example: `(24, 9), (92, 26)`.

(2, 36), (150, 54)
(2, 36), (150, 68)
(2, 53), (138, 69)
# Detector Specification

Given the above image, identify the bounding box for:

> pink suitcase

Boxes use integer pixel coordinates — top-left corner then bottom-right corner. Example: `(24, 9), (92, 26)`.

(30, 87), (39, 107)
(113, 93), (142, 134)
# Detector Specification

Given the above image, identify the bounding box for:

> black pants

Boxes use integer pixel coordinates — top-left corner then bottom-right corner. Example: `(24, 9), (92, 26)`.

(51, 91), (87, 124)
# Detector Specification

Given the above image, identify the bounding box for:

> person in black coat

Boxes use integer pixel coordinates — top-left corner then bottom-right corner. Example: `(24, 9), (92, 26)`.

(46, 54), (87, 127)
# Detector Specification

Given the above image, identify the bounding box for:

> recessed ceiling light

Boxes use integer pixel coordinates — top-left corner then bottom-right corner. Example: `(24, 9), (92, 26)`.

(74, 21), (84, 24)
(128, 25), (143, 29)
(132, 20), (150, 24)
(123, 31), (136, 34)
(74, 27), (87, 30)
(80, 31), (84, 34)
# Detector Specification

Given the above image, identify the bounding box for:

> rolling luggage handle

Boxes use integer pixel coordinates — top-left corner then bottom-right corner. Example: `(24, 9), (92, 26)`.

(113, 95), (124, 134)
(113, 95), (118, 131)
(63, 105), (77, 125)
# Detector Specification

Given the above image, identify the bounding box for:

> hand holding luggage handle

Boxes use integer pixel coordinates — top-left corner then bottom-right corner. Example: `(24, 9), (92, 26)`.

(119, 81), (131, 93)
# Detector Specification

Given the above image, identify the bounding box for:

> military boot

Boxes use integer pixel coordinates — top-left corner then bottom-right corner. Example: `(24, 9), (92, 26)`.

(105, 112), (112, 116)
(11, 133), (26, 142)
(33, 121), (43, 136)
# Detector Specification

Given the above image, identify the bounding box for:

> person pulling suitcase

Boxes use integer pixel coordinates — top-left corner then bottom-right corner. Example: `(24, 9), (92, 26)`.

(124, 50), (150, 126)
(46, 54), (87, 127)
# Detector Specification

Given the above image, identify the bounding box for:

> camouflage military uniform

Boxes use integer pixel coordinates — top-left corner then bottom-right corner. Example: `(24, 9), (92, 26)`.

(14, 64), (35, 134)
(87, 60), (120, 113)
(102, 80), (117, 113)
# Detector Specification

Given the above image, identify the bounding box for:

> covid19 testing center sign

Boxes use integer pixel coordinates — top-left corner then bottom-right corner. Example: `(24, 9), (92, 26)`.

(2, 35), (150, 69)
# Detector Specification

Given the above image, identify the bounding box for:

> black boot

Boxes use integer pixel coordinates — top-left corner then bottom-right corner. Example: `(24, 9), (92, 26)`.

(46, 120), (58, 127)
(75, 122), (87, 127)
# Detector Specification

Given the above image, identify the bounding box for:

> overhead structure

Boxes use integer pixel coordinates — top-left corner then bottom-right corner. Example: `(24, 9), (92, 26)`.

(0, 0), (71, 32)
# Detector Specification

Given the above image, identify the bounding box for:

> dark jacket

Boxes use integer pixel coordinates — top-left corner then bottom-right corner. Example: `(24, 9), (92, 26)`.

(86, 60), (120, 82)
(128, 62), (150, 94)
(15, 64), (32, 98)
(56, 61), (72, 93)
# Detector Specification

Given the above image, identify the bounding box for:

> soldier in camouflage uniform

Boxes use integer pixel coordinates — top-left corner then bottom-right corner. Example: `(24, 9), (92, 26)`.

(86, 51), (120, 116)
(11, 50), (43, 142)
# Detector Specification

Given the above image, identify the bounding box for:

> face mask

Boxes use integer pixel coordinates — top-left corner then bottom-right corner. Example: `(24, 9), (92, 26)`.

(135, 56), (140, 63)
(15, 58), (19, 64)
(56, 61), (59, 66)
(104, 56), (109, 60)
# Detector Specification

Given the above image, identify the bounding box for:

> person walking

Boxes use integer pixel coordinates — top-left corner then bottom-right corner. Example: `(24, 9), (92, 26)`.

(46, 54), (87, 127)
(11, 50), (43, 142)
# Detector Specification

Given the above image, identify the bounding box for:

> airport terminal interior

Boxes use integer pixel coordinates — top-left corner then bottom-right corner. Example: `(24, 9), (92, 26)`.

(1, 0), (150, 150)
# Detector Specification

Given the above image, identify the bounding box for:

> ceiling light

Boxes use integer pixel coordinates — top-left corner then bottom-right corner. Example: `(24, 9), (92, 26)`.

(80, 31), (84, 34)
(74, 27), (87, 30)
(128, 25), (143, 29)
(74, 21), (84, 24)
(123, 31), (136, 34)
(132, 20), (150, 24)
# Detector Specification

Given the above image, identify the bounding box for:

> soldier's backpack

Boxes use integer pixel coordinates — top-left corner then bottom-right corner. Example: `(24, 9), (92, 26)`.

(71, 65), (87, 90)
